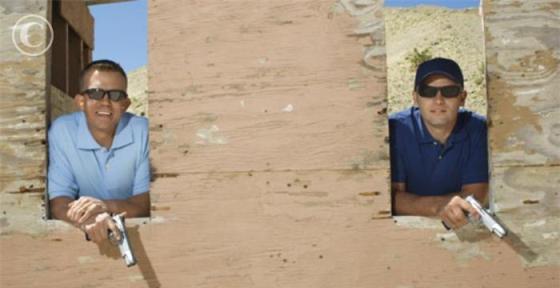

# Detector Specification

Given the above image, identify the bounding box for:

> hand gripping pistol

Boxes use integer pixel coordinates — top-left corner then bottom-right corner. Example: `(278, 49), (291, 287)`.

(465, 195), (507, 238)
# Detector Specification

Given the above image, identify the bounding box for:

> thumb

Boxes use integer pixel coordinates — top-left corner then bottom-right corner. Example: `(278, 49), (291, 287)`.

(107, 218), (122, 241)
(460, 199), (479, 219)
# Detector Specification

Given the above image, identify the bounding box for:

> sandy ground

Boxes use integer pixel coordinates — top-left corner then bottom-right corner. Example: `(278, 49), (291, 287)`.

(385, 6), (487, 116)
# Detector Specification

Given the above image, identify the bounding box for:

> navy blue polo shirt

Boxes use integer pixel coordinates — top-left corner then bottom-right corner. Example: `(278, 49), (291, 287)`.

(389, 107), (488, 196)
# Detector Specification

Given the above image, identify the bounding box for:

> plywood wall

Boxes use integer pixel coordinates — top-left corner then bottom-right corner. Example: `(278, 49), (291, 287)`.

(484, 0), (560, 267)
(0, 0), (48, 234)
(0, 0), (558, 287)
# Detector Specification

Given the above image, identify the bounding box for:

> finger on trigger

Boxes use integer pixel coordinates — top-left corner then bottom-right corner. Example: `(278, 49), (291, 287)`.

(457, 198), (474, 214)
(440, 211), (454, 230)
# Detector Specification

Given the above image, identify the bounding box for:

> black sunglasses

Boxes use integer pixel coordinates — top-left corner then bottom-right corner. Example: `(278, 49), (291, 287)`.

(417, 84), (462, 98)
(81, 88), (128, 102)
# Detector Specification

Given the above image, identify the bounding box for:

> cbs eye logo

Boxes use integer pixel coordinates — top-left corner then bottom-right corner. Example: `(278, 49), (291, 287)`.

(11, 14), (54, 57)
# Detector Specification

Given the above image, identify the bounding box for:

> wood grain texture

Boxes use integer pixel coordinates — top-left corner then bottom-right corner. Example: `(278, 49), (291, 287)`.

(491, 166), (560, 266)
(1, 1), (559, 287)
(0, 0), (48, 223)
(150, 170), (391, 221)
(148, 0), (388, 173)
(483, 0), (560, 270)
(484, 0), (560, 166)
(59, 0), (94, 48)
(1, 216), (558, 288)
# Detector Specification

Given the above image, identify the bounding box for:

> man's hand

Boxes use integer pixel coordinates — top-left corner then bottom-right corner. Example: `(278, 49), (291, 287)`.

(438, 196), (480, 230)
(67, 196), (109, 225)
(81, 212), (122, 244)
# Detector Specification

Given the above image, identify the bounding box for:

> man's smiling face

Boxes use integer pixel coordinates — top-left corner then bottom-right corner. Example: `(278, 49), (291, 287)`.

(413, 74), (466, 133)
(76, 70), (130, 137)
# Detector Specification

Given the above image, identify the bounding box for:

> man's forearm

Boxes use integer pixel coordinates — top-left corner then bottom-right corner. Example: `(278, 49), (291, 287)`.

(52, 206), (73, 223)
(392, 183), (488, 217)
(393, 190), (456, 216)
(50, 197), (81, 226)
(103, 192), (150, 218)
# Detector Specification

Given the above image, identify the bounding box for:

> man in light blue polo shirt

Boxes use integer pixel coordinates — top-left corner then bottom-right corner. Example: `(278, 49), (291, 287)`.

(389, 57), (488, 230)
(48, 59), (150, 243)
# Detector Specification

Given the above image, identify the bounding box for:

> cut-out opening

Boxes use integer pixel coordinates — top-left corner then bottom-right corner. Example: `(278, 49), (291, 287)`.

(45, 0), (150, 221)
(384, 2), (489, 217)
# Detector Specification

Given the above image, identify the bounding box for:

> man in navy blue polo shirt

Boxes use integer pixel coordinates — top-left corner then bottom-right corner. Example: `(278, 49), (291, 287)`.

(389, 57), (488, 230)
(48, 60), (150, 243)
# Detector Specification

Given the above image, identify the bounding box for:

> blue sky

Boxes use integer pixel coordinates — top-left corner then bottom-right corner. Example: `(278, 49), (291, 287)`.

(89, 0), (479, 72)
(89, 0), (147, 72)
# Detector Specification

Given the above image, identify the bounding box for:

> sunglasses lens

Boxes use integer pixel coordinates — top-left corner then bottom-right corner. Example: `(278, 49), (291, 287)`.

(418, 85), (462, 98)
(87, 89), (105, 100)
(108, 91), (127, 101)
(441, 86), (461, 98)
(419, 86), (438, 97)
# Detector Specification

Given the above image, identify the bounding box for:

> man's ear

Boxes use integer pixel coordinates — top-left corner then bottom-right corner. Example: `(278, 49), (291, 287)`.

(460, 91), (467, 106)
(412, 91), (419, 106)
(121, 98), (131, 112)
(74, 94), (85, 110)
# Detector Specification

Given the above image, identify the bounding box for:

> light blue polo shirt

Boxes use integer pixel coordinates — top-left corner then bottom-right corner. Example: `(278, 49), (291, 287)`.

(48, 111), (150, 200)
(389, 107), (488, 196)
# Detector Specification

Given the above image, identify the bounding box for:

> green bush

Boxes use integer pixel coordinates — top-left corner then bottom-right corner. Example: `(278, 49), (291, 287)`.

(406, 48), (433, 72)
(473, 61), (485, 86)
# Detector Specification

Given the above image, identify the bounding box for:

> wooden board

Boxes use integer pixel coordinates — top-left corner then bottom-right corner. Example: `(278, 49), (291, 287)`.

(483, 0), (560, 269)
(148, 0), (388, 173)
(2, 217), (558, 287)
(491, 166), (560, 267)
(60, 0), (94, 48)
(484, 0), (560, 166)
(1, 0), (559, 287)
(0, 1), (48, 201)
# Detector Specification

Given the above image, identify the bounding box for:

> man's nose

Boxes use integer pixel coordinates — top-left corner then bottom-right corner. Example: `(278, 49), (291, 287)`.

(434, 91), (445, 104)
(98, 94), (111, 105)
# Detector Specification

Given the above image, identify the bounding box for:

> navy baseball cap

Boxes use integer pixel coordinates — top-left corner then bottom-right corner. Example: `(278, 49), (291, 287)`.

(414, 57), (464, 90)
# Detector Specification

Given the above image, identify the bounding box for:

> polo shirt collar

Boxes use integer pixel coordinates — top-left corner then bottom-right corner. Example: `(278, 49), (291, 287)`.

(112, 113), (133, 149)
(76, 112), (133, 150)
(412, 107), (468, 145)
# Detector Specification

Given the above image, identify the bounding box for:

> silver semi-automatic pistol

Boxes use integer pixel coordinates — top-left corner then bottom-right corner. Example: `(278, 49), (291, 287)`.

(465, 195), (507, 238)
(109, 214), (137, 267)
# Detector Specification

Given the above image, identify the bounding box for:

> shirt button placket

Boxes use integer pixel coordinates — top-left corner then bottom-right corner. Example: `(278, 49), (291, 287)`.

(105, 150), (111, 171)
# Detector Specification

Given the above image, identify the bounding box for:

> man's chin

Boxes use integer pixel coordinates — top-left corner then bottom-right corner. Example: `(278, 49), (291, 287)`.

(425, 119), (453, 129)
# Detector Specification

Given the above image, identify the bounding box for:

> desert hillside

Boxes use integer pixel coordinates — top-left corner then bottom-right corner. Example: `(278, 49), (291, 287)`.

(127, 65), (148, 117)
